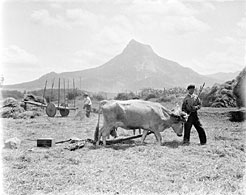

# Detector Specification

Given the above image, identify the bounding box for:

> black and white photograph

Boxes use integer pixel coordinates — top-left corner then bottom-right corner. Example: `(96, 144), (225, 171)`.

(1, 0), (245, 194)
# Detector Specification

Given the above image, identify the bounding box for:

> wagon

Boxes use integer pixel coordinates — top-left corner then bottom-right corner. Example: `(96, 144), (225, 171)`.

(23, 100), (77, 117)
(22, 78), (78, 117)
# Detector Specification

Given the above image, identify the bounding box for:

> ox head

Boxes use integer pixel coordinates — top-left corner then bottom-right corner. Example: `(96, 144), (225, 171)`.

(169, 108), (188, 137)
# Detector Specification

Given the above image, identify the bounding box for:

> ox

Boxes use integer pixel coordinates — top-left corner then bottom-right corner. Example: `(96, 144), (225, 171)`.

(94, 100), (188, 146)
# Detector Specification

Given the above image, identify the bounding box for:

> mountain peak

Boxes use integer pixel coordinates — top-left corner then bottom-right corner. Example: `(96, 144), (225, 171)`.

(123, 39), (154, 55)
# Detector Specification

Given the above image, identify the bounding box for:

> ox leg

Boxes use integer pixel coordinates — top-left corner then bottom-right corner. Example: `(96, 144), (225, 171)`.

(102, 134), (107, 146)
(154, 131), (162, 146)
(141, 130), (149, 144)
(102, 127), (112, 146)
(133, 129), (136, 135)
(153, 133), (158, 141)
(96, 126), (105, 146)
(139, 129), (141, 135)
(101, 126), (113, 146)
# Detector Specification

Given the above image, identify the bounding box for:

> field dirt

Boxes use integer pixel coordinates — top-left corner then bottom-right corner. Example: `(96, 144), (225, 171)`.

(1, 106), (246, 195)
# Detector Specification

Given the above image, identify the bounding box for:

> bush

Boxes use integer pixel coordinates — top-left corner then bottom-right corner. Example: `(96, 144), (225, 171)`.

(144, 93), (157, 101)
(93, 94), (105, 101)
(158, 95), (173, 102)
(115, 92), (137, 100)
(67, 90), (80, 100)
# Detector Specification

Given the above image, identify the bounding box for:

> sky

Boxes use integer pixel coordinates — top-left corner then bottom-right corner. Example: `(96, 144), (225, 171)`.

(1, 0), (245, 85)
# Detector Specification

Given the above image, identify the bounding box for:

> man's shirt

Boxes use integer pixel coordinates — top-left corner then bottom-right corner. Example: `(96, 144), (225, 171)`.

(84, 97), (92, 106)
(182, 94), (201, 114)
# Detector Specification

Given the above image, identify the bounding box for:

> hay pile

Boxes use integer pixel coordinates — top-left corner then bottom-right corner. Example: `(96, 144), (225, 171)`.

(24, 94), (47, 104)
(233, 67), (246, 108)
(1, 97), (41, 119)
(202, 80), (237, 107)
(0, 97), (25, 118)
(202, 67), (246, 108)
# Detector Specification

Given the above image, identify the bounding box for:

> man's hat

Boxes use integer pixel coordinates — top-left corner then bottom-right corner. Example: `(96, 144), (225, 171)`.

(83, 93), (88, 96)
(187, 84), (195, 90)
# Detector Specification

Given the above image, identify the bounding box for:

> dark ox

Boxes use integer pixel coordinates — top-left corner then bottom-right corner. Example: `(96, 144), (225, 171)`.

(95, 100), (188, 146)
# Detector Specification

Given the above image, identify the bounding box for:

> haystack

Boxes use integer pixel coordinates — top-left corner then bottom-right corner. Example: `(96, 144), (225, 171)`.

(2, 97), (19, 107)
(233, 67), (246, 108)
(1, 97), (42, 119)
(202, 80), (237, 108)
(24, 94), (47, 104)
(0, 97), (24, 118)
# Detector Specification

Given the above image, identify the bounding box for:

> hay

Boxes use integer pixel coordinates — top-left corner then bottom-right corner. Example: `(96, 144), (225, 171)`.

(1, 97), (24, 118)
(233, 67), (246, 108)
(0, 97), (42, 118)
(202, 68), (246, 108)
(14, 111), (42, 119)
(2, 97), (19, 107)
(24, 94), (47, 104)
(202, 81), (237, 108)
(74, 110), (85, 120)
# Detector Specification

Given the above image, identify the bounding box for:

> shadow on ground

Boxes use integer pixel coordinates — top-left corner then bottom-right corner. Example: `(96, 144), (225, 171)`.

(162, 140), (183, 148)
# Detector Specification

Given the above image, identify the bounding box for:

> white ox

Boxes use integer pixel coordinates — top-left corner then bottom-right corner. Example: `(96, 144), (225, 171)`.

(94, 100), (188, 146)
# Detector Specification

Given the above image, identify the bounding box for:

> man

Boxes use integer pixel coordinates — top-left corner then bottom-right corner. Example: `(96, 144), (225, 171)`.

(182, 84), (207, 145)
(83, 93), (92, 118)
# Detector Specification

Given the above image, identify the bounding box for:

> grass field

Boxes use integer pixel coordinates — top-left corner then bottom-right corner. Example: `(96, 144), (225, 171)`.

(1, 105), (245, 195)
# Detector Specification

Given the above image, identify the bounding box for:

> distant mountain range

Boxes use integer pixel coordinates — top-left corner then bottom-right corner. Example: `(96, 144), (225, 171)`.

(3, 39), (241, 92)
(206, 71), (240, 81)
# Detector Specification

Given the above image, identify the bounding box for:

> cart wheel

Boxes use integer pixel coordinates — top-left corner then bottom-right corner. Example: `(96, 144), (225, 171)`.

(46, 103), (56, 117)
(60, 103), (70, 117)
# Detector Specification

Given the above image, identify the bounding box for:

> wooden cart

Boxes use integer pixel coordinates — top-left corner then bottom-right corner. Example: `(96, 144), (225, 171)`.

(23, 78), (77, 117)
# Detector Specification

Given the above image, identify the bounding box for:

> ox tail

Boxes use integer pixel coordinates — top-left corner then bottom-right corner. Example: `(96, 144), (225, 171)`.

(94, 101), (108, 143)
(94, 104), (101, 143)
(94, 100), (109, 143)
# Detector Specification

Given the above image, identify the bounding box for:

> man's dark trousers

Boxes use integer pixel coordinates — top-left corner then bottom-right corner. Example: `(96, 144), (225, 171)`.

(183, 112), (207, 144)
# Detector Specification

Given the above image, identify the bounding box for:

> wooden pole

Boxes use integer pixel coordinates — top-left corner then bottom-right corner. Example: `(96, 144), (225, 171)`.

(63, 78), (66, 105)
(80, 76), (81, 90)
(58, 78), (60, 107)
(73, 78), (75, 107)
(43, 80), (47, 100)
(105, 131), (153, 145)
(51, 78), (55, 102)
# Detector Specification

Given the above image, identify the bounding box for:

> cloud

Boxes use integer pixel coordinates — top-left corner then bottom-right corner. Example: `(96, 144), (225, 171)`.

(215, 36), (239, 45)
(159, 16), (210, 35)
(29, 0), (211, 37)
(65, 8), (103, 28)
(3, 45), (38, 65)
(188, 46), (244, 74)
(2, 45), (44, 84)
(126, 0), (211, 35)
(31, 9), (70, 28)
(49, 3), (63, 9)
(128, 0), (197, 16)
(236, 16), (246, 38)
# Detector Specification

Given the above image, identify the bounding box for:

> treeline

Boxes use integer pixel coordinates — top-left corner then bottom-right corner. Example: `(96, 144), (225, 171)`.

(1, 86), (207, 105)
(115, 87), (188, 103)
(1, 90), (24, 100)
(1, 88), (107, 102)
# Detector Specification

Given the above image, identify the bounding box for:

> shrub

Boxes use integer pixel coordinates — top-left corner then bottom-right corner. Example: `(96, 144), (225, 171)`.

(158, 95), (173, 102)
(115, 92), (136, 100)
(144, 93), (157, 101)
(67, 90), (80, 100)
(93, 94), (105, 101)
